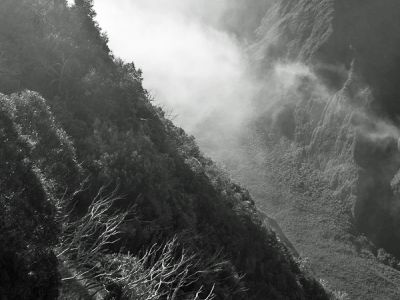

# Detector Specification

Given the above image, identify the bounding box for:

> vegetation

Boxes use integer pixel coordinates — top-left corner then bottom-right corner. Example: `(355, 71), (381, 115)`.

(238, 0), (400, 298)
(0, 0), (328, 299)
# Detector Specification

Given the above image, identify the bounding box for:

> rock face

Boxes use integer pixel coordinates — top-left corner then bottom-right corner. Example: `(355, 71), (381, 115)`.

(221, 0), (400, 298)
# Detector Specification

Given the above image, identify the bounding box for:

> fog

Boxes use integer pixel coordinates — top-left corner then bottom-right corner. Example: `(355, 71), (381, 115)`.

(93, 0), (261, 158)
(92, 1), (387, 163)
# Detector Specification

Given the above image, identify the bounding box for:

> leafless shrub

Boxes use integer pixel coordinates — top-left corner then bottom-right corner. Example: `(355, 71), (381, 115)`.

(101, 237), (219, 300)
(56, 187), (219, 299)
(56, 187), (127, 284)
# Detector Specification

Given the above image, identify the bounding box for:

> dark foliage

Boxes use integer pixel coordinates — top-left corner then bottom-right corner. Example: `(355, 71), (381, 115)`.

(0, 0), (328, 299)
(0, 94), (60, 299)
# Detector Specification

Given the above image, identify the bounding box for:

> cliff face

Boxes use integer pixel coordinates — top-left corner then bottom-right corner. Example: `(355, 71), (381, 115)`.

(252, 0), (400, 99)
(0, 1), (328, 299)
(230, 0), (400, 298)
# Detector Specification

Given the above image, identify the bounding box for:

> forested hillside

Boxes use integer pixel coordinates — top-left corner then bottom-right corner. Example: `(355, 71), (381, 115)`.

(0, 0), (329, 299)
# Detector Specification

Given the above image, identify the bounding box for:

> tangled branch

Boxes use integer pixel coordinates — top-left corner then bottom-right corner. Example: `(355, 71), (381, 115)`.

(56, 187), (127, 282)
(56, 187), (218, 299)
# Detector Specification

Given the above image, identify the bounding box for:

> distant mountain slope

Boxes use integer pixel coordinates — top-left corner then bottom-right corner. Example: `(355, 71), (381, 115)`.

(0, 0), (328, 299)
(221, 0), (400, 298)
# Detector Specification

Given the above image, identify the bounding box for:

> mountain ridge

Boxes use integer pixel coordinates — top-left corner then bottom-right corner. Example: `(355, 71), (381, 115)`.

(0, 0), (329, 299)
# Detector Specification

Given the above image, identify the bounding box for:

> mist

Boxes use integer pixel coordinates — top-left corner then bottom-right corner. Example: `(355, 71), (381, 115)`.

(93, 1), (381, 163)
(93, 0), (400, 294)
(93, 0), (263, 159)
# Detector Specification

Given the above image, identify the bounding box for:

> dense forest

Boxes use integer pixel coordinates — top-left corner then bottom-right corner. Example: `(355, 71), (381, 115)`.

(0, 0), (330, 299)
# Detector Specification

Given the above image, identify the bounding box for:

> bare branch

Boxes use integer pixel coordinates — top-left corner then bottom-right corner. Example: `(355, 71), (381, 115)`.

(56, 187), (223, 299)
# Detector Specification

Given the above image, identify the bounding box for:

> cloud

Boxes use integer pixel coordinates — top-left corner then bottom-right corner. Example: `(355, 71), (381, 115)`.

(93, 0), (259, 157)
(92, 1), (337, 161)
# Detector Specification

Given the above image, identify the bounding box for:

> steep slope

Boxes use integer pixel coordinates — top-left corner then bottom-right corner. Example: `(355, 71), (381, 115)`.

(221, 0), (400, 298)
(0, 0), (328, 299)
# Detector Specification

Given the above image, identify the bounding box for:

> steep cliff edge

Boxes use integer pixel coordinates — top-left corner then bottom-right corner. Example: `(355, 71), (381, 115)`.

(219, 0), (400, 298)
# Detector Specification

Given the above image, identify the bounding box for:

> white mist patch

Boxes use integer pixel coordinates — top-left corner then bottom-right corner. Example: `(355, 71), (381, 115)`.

(274, 63), (316, 90)
(357, 116), (400, 143)
(93, 0), (255, 150)
(252, 62), (328, 121)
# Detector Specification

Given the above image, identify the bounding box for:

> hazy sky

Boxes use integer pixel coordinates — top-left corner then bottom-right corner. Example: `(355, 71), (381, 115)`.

(93, 0), (255, 139)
